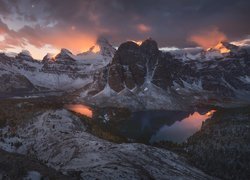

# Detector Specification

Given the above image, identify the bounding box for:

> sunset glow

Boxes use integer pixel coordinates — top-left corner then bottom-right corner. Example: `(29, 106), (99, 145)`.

(213, 42), (231, 53)
(65, 104), (93, 118)
(88, 45), (101, 53)
(205, 110), (216, 116)
(150, 110), (217, 143)
(0, 1), (249, 59)
(136, 24), (151, 33)
(184, 110), (216, 129)
(189, 28), (227, 49)
(0, 1), (250, 179)
(130, 40), (143, 45)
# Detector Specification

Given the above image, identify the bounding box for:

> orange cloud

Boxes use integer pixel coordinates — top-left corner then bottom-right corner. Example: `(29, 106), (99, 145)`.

(0, 20), (8, 34)
(0, 28), (5, 34)
(25, 30), (98, 59)
(189, 27), (227, 49)
(0, 18), (107, 59)
(42, 31), (97, 53)
(136, 23), (151, 33)
(1, 25), (99, 58)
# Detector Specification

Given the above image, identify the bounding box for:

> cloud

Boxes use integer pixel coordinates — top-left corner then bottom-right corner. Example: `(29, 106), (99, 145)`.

(0, 19), (27, 49)
(136, 24), (151, 33)
(0, 19), (99, 58)
(0, 0), (250, 55)
(188, 27), (227, 49)
(0, 19), (8, 34)
(231, 36), (250, 46)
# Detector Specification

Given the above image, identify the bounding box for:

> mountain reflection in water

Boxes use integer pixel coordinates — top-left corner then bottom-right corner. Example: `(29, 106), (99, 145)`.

(65, 104), (93, 118)
(65, 104), (216, 144)
(150, 110), (216, 143)
(118, 110), (216, 144)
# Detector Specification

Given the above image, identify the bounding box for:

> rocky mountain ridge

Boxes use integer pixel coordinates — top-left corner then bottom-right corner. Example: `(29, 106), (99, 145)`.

(0, 38), (115, 94)
(82, 39), (250, 110)
(1, 38), (250, 110)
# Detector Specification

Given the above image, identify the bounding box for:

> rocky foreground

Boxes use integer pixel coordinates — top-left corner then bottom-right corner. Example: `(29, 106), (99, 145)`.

(0, 109), (214, 179)
(0, 149), (71, 179)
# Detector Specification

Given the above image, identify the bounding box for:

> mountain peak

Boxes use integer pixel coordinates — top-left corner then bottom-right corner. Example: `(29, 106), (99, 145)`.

(96, 37), (116, 63)
(140, 38), (158, 54)
(60, 48), (73, 55)
(42, 53), (56, 62)
(97, 37), (109, 45)
(54, 48), (75, 61)
(118, 41), (140, 51)
(208, 41), (238, 54)
(117, 38), (159, 54)
(16, 50), (33, 60)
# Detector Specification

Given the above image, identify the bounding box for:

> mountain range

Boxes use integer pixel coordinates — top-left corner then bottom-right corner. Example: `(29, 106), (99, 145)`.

(1, 38), (250, 179)
(1, 38), (250, 110)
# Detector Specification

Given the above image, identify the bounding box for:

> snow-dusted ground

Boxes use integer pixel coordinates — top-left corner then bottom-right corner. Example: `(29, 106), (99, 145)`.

(0, 109), (214, 179)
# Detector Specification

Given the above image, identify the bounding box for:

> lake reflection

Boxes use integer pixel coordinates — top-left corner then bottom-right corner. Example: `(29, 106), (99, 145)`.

(65, 104), (93, 118)
(118, 110), (216, 144)
(65, 104), (216, 144)
(150, 110), (216, 143)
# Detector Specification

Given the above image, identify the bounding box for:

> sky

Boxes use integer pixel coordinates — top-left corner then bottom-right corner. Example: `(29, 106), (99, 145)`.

(0, 0), (250, 59)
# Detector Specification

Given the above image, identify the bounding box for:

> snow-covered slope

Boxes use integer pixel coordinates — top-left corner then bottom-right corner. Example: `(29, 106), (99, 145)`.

(0, 68), (36, 94)
(169, 41), (242, 62)
(0, 109), (213, 179)
(0, 38), (116, 92)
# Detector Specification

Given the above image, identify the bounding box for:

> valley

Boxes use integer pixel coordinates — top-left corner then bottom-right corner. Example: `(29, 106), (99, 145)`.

(0, 38), (250, 179)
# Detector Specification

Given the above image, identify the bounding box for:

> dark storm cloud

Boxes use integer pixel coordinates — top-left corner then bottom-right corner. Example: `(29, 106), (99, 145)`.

(0, 0), (250, 48)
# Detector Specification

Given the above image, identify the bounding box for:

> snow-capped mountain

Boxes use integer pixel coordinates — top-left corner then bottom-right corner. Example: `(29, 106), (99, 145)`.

(81, 39), (250, 110)
(1, 38), (250, 110)
(0, 38), (116, 93)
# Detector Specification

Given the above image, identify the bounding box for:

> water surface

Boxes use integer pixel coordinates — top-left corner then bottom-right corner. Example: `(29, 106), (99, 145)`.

(65, 103), (215, 144)
(117, 110), (216, 143)
(65, 104), (93, 118)
(150, 110), (216, 143)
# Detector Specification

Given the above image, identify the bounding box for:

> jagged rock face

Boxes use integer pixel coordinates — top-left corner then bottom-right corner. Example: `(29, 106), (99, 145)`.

(88, 40), (178, 93)
(1, 38), (250, 109)
(86, 66), (109, 96)
(97, 37), (116, 65)
(109, 42), (144, 91)
(108, 39), (169, 92)
(87, 39), (250, 109)
(94, 39), (193, 94)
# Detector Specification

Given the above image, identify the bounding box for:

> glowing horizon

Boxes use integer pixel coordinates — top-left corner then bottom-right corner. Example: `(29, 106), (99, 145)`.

(0, 0), (250, 59)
